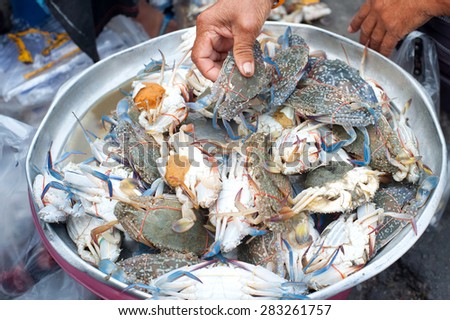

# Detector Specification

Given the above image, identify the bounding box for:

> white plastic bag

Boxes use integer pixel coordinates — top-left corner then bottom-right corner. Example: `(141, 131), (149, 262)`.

(0, 16), (149, 127)
(391, 31), (441, 114)
(0, 115), (97, 299)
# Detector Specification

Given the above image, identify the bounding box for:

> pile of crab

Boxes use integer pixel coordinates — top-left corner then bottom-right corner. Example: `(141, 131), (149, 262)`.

(32, 27), (438, 299)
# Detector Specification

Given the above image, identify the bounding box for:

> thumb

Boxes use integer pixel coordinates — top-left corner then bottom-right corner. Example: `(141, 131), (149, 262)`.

(233, 33), (258, 77)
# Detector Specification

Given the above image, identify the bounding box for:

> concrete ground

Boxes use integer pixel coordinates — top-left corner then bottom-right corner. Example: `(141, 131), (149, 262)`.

(313, 0), (450, 300)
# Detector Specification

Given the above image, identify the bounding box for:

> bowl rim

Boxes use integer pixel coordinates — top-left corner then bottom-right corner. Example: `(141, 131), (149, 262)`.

(25, 22), (448, 300)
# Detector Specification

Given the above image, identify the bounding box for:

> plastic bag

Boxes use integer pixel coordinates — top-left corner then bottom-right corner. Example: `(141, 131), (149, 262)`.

(392, 31), (450, 228)
(391, 31), (441, 114)
(15, 268), (97, 300)
(0, 15), (149, 127)
(0, 115), (97, 299)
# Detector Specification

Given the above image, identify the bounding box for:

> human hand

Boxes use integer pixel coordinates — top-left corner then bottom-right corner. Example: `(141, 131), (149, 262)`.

(348, 0), (436, 57)
(191, 0), (272, 81)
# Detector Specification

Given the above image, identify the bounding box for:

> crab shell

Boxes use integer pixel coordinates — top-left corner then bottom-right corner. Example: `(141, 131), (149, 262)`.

(117, 251), (202, 285)
(302, 203), (381, 290)
(114, 195), (209, 255)
(238, 213), (320, 282)
(292, 166), (381, 214)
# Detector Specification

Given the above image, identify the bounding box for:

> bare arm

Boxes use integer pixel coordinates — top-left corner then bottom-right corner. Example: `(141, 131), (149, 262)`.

(348, 0), (450, 57)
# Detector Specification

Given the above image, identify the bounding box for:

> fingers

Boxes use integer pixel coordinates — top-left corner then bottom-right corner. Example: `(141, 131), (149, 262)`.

(358, 14), (377, 46)
(379, 33), (399, 57)
(192, 0), (271, 79)
(348, 2), (371, 33)
(192, 31), (231, 81)
(233, 32), (259, 77)
(367, 23), (386, 52)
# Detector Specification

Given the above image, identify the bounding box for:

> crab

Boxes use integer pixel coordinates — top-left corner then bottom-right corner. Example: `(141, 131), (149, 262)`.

(187, 41), (270, 140)
(268, 120), (351, 175)
(130, 52), (191, 141)
(290, 164), (381, 216)
(372, 174), (438, 252)
(156, 126), (222, 232)
(301, 203), (381, 290)
(114, 195), (209, 255)
(67, 214), (121, 266)
(335, 99), (422, 183)
(124, 260), (308, 300)
(285, 82), (377, 166)
(263, 26), (310, 108)
(238, 211), (319, 282)
(242, 133), (294, 232)
(204, 151), (262, 258)
(306, 58), (379, 104)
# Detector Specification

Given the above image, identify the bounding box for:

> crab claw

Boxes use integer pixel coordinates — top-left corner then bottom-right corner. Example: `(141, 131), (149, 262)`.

(98, 259), (129, 283)
(166, 270), (203, 284)
(282, 238), (296, 281)
(222, 118), (241, 140)
(116, 98), (133, 123)
(239, 113), (258, 133)
(91, 220), (119, 246)
(101, 115), (117, 129)
(269, 206), (297, 222)
(142, 178), (165, 197)
(139, 57), (164, 75)
(203, 241), (221, 259)
(303, 245), (341, 276)
(416, 174), (439, 207)
(263, 53), (282, 78)
(186, 89), (215, 111)
(172, 217), (195, 233)
(278, 26), (292, 49)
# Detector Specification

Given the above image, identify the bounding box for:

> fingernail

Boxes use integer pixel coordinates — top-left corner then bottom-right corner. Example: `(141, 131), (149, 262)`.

(347, 26), (354, 33)
(243, 62), (253, 76)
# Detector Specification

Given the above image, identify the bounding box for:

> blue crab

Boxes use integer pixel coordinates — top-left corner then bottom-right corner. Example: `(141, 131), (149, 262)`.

(291, 164), (381, 215)
(114, 195), (210, 255)
(285, 83), (377, 166)
(114, 251), (202, 284)
(301, 203), (381, 290)
(98, 250), (201, 284)
(306, 58), (379, 104)
(188, 41), (270, 139)
(264, 27), (310, 108)
(238, 211), (319, 282)
(124, 259), (309, 300)
(334, 99), (422, 183)
(372, 174), (439, 252)
(203, 133), (293, 258)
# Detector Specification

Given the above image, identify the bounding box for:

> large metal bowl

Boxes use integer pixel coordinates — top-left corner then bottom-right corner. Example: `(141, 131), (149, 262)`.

(26, 22), (447, 299)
